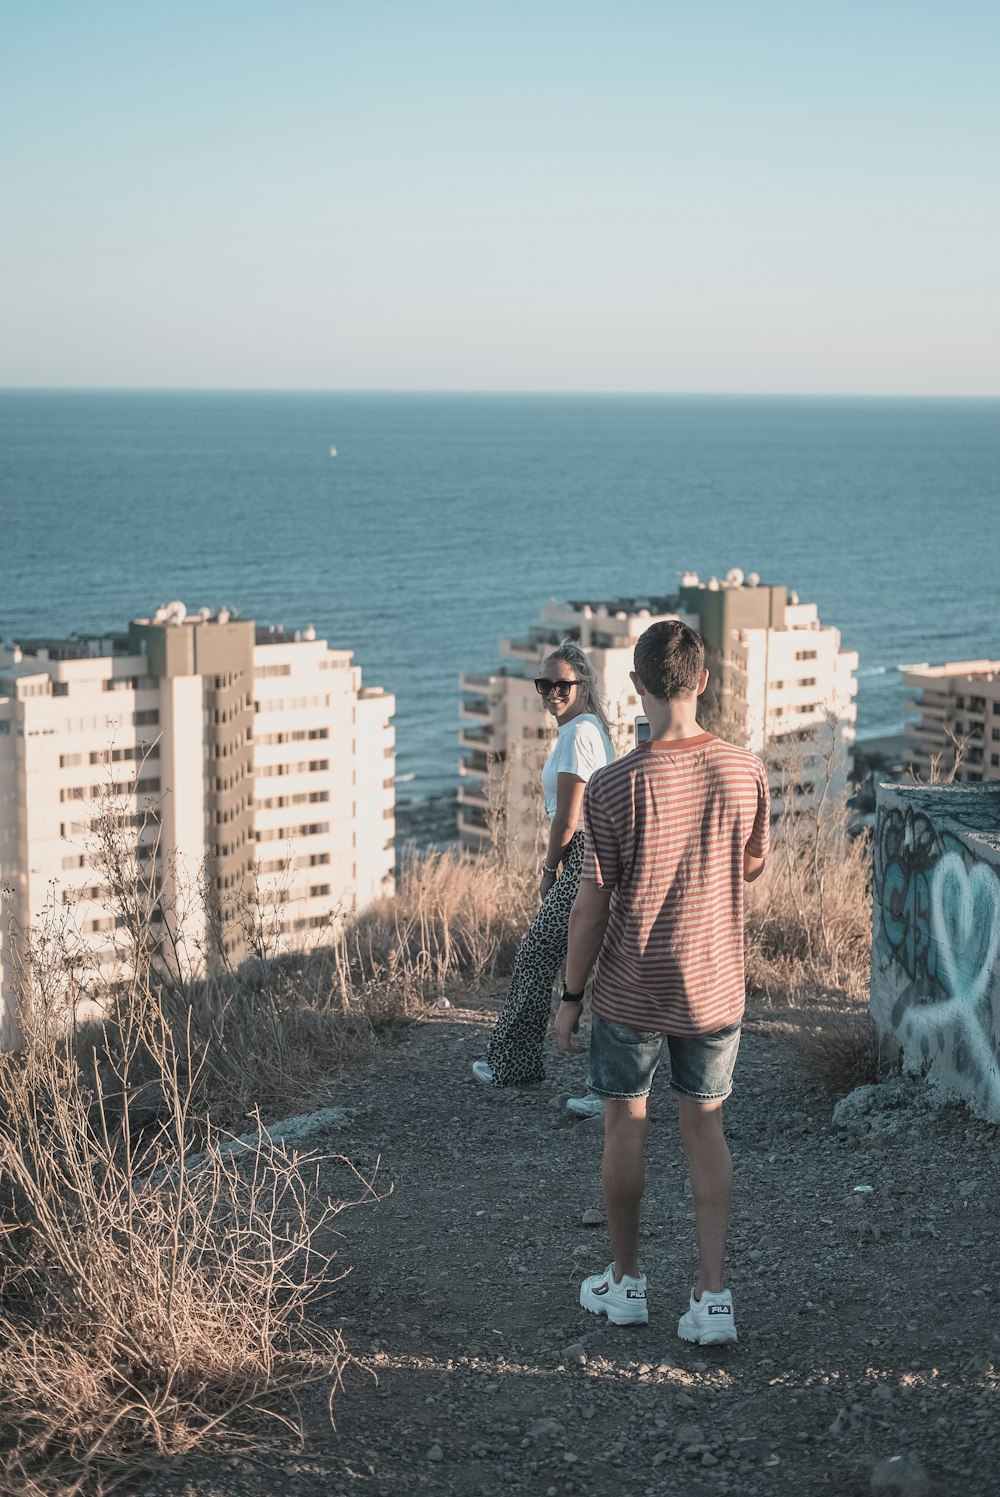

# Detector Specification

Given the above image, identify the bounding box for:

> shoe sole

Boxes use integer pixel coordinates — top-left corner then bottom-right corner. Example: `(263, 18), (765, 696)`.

(566, 1103), (604, 1117)
(677, 1314), (737, 1346)
(580, 1284), (649, 1327)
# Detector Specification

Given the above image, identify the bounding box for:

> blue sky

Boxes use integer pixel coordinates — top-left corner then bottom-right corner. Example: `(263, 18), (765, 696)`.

(2, 0), (997, 392)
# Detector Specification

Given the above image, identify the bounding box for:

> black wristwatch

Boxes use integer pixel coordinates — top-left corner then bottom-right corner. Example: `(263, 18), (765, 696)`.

(561, 986), (585, 1005)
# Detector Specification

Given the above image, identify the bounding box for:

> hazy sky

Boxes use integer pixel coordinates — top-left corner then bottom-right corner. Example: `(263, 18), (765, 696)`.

(2, 1), (998, 393)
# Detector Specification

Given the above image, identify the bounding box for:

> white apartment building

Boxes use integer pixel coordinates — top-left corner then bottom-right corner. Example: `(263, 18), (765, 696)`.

(902, 661), (1000, 783)
(0, 605), (395, 1040)
(459, 570), (858, 858)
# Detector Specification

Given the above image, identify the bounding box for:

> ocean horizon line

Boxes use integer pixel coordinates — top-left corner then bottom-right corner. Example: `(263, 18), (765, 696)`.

(2, 386), (999, 402)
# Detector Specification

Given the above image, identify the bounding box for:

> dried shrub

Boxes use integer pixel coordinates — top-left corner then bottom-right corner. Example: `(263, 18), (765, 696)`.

(782, 1005), (896, 1094)
(0, 976), (367, 1497)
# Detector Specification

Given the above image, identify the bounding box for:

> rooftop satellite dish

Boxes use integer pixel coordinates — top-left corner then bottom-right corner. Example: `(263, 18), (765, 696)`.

(680, 571), (700, 587)
(197, 607), (212, 622)
(789, 591), (799, 606)
(153, 606), (169, 624)
(726, 567), (745, 587)
(164, 601), (187, 625)
(747, 572), (760, 588)
(216, 608), (230, 624)
(707, 576), (720, 592)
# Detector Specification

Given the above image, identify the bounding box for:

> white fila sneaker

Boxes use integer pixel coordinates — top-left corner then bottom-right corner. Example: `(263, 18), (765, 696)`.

(677, 1288), (737, 1345)
(579, 1263), (649, 1326)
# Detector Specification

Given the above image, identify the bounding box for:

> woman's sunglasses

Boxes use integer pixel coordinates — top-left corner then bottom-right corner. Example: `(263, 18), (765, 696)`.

(534, 677), (581, 698)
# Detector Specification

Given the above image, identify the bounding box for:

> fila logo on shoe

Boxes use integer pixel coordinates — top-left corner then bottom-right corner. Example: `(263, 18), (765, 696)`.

(593, 1282), (610, 1296)
(707, 1303), (732, 1316)
(626, 1288), (646, 1300)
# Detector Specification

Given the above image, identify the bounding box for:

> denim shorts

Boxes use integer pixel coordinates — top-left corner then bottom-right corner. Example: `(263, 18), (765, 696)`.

(588, 1015), (742, 1103)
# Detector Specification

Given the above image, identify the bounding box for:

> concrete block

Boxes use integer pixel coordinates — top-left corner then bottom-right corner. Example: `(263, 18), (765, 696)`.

(871, 781), (1000, 1122)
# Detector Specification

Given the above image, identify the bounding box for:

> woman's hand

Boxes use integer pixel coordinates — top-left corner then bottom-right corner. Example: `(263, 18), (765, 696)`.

(539, 869), (557, 903)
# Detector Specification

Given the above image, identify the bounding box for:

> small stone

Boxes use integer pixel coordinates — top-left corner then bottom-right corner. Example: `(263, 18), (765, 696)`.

(702, 1452), (719, 1467)
(435, 996), (451, 1009)
(581, 1207), (604, 1226)
(675, 1391), (698, 1410)
(691, 1360), (708, 1373)
(959, 1179), (980, 1198)
(676, 1422), (706, 1448)
(527, 1418), (562, 1440)
(562, 1451), (578, 1464)
(870, 1453), (930, 1495)
(561, 1343), (587, 1364)
(426, 1444), (444, 1463)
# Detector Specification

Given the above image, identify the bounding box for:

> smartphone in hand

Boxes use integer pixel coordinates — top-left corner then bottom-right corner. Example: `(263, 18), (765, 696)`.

(634, 715), (650, 746)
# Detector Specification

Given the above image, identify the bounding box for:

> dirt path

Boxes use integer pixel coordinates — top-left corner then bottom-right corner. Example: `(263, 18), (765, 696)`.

(150, 990), (1000, 1497)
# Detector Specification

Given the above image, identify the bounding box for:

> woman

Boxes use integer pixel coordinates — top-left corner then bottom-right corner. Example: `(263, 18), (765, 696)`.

(472, 640), (615, 1089)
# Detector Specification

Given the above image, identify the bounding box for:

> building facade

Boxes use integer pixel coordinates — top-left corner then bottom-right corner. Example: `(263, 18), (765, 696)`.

(458, 570), (858, 858)
(0, 605), (395, 1038)
(902, 661), (1000, 783)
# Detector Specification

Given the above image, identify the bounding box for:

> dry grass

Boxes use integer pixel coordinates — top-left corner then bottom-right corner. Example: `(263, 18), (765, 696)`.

(0, 829), (532, 1491)
(0, 980), (368, 1497)
(780, 1004), (896, 1094)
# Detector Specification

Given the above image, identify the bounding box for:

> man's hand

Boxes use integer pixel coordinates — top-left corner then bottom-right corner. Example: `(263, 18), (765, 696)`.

(554, 999), (584, 1055)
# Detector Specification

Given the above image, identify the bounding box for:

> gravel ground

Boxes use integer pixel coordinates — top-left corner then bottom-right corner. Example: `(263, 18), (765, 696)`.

(142, 990), (1000, 1497)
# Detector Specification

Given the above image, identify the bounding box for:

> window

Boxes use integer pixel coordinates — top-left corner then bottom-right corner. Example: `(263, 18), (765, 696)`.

(797, 677), (817, 688)
(309, 883), (331, 898)
(135, 709), (160, 725)
(992, 729), (1000, 742)
(992, 754), (1000, 767)
(795, 649), (818, 661)
(955, 694), (965, 708)
(60, 753), (83, 768)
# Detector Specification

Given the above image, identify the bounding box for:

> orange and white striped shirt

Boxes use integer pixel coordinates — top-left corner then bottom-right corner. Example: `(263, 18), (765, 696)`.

(582, 732), (770, 1036)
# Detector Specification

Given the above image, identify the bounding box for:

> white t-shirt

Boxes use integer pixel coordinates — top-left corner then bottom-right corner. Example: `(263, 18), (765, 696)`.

(541, 713), (616, 820)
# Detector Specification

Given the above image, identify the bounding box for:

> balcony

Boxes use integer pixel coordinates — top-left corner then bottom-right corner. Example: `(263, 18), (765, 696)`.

(460, 750), (491, 776)
(459, 697), (492, 719)
(457, 779), (489, 810)
(459, 725), (494, 751)
(458, 805), (490, 839)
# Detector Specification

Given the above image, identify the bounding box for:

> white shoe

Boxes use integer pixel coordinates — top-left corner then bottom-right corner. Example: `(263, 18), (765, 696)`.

(566, 1092), (605, 1118)
(677, 1288), (737, 1345)
(471, 1060), (495, 1085)
(580, 1263), (649, 1326)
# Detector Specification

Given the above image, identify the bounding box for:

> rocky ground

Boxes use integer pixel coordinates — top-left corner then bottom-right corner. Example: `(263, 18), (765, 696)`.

(144, 989), (999, 1497)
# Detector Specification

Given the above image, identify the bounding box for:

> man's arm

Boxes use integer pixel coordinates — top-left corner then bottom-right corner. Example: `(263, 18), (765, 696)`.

(553, 878), (613, 1054)
(743, 849), (766, 883)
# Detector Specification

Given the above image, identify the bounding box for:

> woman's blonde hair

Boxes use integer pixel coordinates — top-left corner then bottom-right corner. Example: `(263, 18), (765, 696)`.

(542, 639), (612, 738)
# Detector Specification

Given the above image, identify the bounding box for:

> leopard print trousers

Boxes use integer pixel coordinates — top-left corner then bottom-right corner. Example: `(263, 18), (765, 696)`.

(486, 832), (584, 1087)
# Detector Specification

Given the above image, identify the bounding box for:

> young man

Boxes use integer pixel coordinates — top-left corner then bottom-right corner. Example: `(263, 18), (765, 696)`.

(554, 620), (769, 1344)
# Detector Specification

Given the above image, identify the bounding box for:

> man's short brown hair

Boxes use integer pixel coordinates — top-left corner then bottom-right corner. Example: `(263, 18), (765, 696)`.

(634, 620), (705, 701)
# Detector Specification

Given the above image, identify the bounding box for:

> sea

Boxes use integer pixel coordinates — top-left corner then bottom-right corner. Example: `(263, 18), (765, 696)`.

(2, 392), (999, 838)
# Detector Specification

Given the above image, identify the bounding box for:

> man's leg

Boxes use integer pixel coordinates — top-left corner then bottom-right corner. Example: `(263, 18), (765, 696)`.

(677, 1098), (732, 1295)
(602, 1097), (650, 1280)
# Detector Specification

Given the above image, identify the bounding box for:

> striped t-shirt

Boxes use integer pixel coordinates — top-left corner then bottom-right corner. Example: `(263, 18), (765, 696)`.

(582, 732), (770, 1036)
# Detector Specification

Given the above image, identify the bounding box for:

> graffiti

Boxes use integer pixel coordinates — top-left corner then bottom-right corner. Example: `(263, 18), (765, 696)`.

(873, 806), (942, 984)
(896, 854), (1000, 1117)
(871, 786), (1000, 1123)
